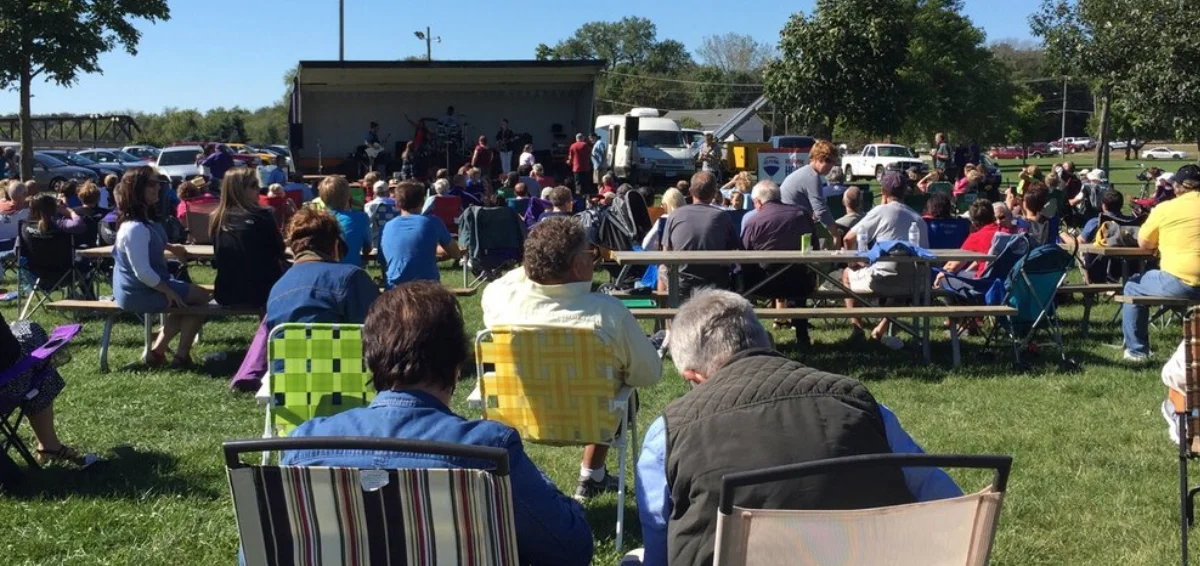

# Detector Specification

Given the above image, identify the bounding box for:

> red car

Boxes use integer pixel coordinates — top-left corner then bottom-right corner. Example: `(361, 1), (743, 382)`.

(989, 146), (1026, 160)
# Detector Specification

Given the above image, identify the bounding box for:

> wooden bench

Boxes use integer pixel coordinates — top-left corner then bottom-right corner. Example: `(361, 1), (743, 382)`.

(630, 305), (1017, 369)
(1114, 295), (1199, 307)
(198, 283), (478, 297)
(46, 300), (262, 372)
(1058, 283), (1124, 335)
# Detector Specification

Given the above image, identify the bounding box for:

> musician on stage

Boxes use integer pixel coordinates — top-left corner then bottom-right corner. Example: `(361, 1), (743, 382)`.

(362, 121), (391, 174)
(496, 119), (516, 174)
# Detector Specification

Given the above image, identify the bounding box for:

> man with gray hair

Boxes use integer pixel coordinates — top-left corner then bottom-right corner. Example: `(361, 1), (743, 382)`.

(632, 289), (961, 566)
(567, 132), (594, 195)
(740, 179), (817, 346)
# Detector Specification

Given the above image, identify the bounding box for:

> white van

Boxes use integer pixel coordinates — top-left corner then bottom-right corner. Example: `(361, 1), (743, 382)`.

(595, 108), (695, 185)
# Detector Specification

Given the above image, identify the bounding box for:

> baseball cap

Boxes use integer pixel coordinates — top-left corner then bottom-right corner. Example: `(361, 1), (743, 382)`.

(880, 170), (905, 194)
(373, 180), (388, 194)
(1086, 169), (1106, 182)
(1174, 164), (1200, 185)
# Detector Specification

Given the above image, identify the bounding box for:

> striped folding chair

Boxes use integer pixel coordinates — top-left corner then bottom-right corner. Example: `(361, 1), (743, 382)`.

(224, 437), (520, 566)
(475, 324), (636, 550)
(258, 324), (374, 461)
(1173, 307), (1200, 566)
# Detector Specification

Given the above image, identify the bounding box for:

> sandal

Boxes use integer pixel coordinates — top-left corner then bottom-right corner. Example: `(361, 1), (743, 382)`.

(170, 355), (195, 369)
(142, 350), (167, 367)
(35, 444), (100, 468)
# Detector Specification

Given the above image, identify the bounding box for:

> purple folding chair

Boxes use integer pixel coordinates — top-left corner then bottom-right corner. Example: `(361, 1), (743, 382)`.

(0, 324), (81, 471)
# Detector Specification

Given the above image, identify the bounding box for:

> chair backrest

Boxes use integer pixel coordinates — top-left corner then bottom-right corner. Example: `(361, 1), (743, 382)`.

(1183, 308), (1200, 454)
(225, 437), (520, 566)
(956, 191), (980, 214)
(1004, 244), (1074, 323)
(284, 189), (304, 209)
(904, 193), (931, 215)
(647, 205), (665, 224)
(258, 195), (294, 230)
(714, 453), (1010, 566)
(368, 201), (397, 245)
(825, 195), (847, 221)
(506, 197), (530, 216)
(928, 181), (954, 196)
(348, 184), (366, 209)
(927, 217), (972, 250)
(184, 200), (218, 245)
(475, 325), (622, 445)
(16, 221), (75, 277)
(523, 198), (551, 230)
(267, 323), (374, 436)
(855, 184), (874, 213)
(427, 195), (463, 235)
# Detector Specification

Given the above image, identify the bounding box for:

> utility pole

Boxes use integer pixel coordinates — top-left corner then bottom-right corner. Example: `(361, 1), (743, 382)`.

(425, 26), (432, 61)
(338, 0), (345, 60)
(1060, 77), (1068, 144)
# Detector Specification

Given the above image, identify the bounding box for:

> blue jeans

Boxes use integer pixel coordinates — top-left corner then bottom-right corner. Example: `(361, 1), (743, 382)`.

(1122, 270), (1200, 355)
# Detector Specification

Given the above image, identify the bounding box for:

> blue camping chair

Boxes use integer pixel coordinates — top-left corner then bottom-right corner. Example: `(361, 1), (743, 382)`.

(926, 218), (971, 250)
(986, 242), (1078, 370)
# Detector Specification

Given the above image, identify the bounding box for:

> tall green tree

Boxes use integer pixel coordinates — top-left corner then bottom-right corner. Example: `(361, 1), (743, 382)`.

(0, 0), (170, 179)
(763, 0), (911, 138)
(1031, 0), (1161, 169)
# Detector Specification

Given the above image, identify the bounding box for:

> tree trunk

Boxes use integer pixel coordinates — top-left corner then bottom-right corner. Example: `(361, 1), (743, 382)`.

(1093, 90), (1110, 172)
(19, 64), (33, 181)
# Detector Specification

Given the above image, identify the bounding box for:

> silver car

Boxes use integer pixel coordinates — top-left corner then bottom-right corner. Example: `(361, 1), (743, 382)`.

(19, 153), (99, 188)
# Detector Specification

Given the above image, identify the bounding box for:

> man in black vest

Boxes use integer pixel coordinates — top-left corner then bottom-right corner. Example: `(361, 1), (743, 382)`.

(631, 289), (961, 566)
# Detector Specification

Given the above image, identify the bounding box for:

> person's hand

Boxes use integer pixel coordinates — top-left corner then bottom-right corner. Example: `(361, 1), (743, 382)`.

(163, 287), (185, 308)
(933, 272), (946, 289)
(171, 245), (189, 262)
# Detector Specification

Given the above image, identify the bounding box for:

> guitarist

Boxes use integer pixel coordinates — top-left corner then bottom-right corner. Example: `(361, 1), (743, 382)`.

(363, 121), (391, 174)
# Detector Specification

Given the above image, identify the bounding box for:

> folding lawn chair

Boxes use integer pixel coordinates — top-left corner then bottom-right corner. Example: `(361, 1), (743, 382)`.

(957, 192), (979, 214)
(15, 221), (91, 320)
(459, 205), (525, 288)
(224, 437), (520, 566)
(426, 194), (463, 236)
(928, 181), (954, 196)
(985, 242), (1078, 370)
(1173, 308), (1200, 566)
(256, 324), (374, 462)
(714, 453), (1011, 566)
(904, 193), (931, 215)
(183, 199), (218, 245)
(0, 323), (81, 487)
(367, 200), (397, 266)
(475, 324), (636, 551)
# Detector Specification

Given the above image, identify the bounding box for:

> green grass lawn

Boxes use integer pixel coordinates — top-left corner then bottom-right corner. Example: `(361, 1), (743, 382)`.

(1, 158), (1197, 565)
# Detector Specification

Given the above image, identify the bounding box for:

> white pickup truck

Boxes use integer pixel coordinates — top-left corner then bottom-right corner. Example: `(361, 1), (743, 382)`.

(840, 143), (928, 181)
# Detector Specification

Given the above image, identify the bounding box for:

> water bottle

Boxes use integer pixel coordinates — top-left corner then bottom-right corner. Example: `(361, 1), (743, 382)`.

(908, 222), (921, 247)
(856, 226), (868, 253)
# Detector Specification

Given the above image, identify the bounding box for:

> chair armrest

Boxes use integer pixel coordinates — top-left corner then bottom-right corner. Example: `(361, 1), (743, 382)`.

(254, 377), (271, 404)
(611, 385), (634, 413)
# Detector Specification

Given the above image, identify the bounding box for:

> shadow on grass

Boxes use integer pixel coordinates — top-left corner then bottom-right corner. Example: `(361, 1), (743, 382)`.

(5, 444), (221, 501)
(586, 499), (643, 549)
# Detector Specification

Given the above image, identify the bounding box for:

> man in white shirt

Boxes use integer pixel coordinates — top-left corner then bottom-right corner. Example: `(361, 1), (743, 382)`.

(482, 217), (662, 500)
(519, 144), (536, 169)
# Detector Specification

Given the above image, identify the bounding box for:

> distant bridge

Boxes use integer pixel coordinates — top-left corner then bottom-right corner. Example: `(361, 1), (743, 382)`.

(0, 114), (141, 148)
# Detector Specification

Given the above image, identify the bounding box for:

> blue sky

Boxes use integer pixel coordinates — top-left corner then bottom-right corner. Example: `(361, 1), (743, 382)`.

(0, 0), (1040, 115)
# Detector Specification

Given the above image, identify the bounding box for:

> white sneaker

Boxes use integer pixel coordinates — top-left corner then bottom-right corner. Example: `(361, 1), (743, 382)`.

(1123, 349), (1150, 363)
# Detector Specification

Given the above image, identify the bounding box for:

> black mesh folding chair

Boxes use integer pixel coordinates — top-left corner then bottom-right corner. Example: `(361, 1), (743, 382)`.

(15, 221), (90, 320)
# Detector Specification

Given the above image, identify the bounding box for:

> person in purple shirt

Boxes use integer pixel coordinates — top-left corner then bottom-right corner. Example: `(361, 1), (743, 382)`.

(196, 143), (234, 187)
(282, 282), (593, 566)
(740, 179), (817, 346)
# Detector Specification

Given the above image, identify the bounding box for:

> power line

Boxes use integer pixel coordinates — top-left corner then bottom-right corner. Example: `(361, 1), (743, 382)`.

(599, 69), (765, 88)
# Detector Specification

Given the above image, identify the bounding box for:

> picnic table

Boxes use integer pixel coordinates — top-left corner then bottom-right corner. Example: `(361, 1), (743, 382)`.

(77, 244), (215, 261)
(612, 249), (993, 363)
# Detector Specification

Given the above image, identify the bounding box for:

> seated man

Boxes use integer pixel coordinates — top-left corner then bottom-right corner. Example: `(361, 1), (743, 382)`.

(447, 174), (482, 207)
(283, 283), (593, 566)
(1122, 165), (1200, 362)
(1078, 189), (1137, 284)
(482, 217), (662, 500)
(635, 289), (960, 566)
(841, 171), (928, 343)
(536, 185), (575, 222)
(381, 181), (461, 287)
(740, 179), (816, 345)
(664, 171), (740, 299)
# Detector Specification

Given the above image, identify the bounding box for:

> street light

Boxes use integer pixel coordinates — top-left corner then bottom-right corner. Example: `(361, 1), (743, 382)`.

(414, 26), (440, 61)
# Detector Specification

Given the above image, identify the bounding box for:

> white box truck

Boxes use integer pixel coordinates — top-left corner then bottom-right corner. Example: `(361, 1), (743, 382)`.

(595, 108), (695, 185)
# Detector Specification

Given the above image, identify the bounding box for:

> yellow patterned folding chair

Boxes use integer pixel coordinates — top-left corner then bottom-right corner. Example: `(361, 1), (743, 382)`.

(224, 437), (520, 566)
(475, 324), (636, 550)
(1173, 307), (1200, 566)
(256, 324), (374, 462)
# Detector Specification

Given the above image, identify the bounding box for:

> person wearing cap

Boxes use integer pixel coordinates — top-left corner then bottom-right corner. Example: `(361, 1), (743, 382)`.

(1070, 168), (1110, 222)
(841, 170), (929, 345)
(1121, 164), (1200, 362)
(174, 177), (218, 224)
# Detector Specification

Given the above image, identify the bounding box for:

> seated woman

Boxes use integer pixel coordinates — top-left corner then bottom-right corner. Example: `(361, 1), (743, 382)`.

(935, 199), (998, 286)
(317, 176), (372, 267)
(21, 193), (94, 297)
(210, 168), (286, 308)
(57, 180), (82, 208)
(0, 312), (98, 468)
(923, 192), (954, 220)
(263, 207), (380, 332)
(72, 182), (110, 249)
(530, 162), (555, 190)
(917, 169), (943, 193)
(174, 177), (217, 224)
(112, 166), (212, 367)
(282, 282), (594, 566)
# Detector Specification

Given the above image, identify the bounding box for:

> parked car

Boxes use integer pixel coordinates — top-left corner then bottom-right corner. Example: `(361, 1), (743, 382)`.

(1108, 140), (1128, 150)
(1143, 146), (1187, 160)
(1026, 142), (1059, 157)
(226, 143), (277, 166)
(77, 148), (148, 167)
(122, 145), (160, 161)
(154, 145), (205, 185)
(37, 150), (125, 179)
(259, 145), (293, 171)
(988, 146), (1026, 160)
(841, 143), (928, 181)
(18, 153), (99, 188)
